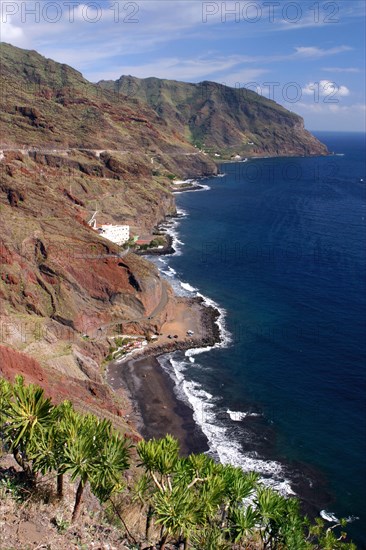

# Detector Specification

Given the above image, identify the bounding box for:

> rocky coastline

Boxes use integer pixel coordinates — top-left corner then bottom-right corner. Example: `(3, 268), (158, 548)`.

(106, 284), (222, 453)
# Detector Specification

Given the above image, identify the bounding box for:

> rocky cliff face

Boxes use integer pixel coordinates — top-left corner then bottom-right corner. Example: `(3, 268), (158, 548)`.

(0, 346), (139, 436)
(98, 77), (328, 158)
(0, 43), (217, 177)
(0, 145), (181, 420)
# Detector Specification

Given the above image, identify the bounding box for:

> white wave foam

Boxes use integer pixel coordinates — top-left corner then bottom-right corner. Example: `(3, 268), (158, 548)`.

(180, 282), (198, 292)
(176, 207), (188, 217)
(161, 266), (177, 278)
(153, 246), (231, 349)
(153, 194), (293, 497)
(345, 515), (359, 523)
(320, 510), (339, 522)
(159, 354), (295, 497)
(263, 478), (295, 495)
(161, 209), (188, 256)
(185, 346), (213, 357)
(174, 182), (211, 194)
(196, 292), (232, 349)
(227, 409), (261, 421)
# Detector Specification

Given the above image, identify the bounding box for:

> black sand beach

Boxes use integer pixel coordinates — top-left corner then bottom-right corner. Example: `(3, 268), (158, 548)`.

(107, 354), (209, 455)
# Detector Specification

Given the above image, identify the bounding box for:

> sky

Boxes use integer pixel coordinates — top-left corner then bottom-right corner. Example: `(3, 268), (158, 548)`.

(1, 0), (365, 131)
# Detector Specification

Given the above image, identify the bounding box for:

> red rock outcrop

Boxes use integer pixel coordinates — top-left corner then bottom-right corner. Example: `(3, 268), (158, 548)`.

(0, 346), (131, 428)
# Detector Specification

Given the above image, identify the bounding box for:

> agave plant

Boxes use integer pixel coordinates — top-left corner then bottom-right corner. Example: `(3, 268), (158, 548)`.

(90, 429), (130, 503)
(137, 434), (179, 492)
(228, 505), (260, 544)
(60, 413), (107, 521)
(255, 486), (288, 548)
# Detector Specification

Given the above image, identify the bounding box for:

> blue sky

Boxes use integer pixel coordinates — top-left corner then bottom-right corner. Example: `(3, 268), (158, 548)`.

(1, 0), (365, 130)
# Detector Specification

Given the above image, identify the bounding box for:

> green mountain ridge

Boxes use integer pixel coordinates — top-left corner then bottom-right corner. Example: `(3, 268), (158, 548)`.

(0, 42), (327, 158)
(98, 75), (328, 158)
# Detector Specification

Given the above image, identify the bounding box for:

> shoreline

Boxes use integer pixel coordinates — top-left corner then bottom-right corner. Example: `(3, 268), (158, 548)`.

(107, 354), (209, 455)
(171, 182), (208, 193)
(106, 295), (222, 455)
(106, 178), (225, 455)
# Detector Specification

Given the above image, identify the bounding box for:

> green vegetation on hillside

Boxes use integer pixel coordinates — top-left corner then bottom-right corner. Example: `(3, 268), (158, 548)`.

(1, 377), (356, 549)
(98, 76), (328, 159)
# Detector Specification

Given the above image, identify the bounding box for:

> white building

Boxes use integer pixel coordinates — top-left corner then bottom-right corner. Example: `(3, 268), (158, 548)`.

(97, 224), (130, 245)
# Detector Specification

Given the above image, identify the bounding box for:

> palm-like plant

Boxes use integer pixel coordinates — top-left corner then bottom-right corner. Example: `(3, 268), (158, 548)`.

(0, 378), (12, 425)
(224, 466), (258, 508)
(61, 413), (106, 521)
(228, 505), (259, 545)
(276, 498), (310, 550)
(2, 379), (358, 549)
(191, 524), (231, 550)
(137, 434), (179, 492)
(153, 484), (197, 550)
(29, 401), (73, 498)
(309, 517), (357, 550)
(90, 429), (130, 503)
(220, 466), (258, 530)
(61, 412), (130, 522)
(30, 422), (64, 496)
(132, 473), (155, 540)
(137, 435), (180, 544)
(3, 376), (54, 480)
(255, 486), (287, 548)
(194, 472), (226, 526)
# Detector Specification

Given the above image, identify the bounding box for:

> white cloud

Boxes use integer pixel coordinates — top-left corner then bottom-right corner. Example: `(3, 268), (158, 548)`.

(87, 56), (267, 83)
(216, 69), (269, 88)
(0, 18), (29, 47)
(322, 67), (361, 73)
(303, 80), (350, 98)
(294, 46), (353, 58)
(283, 101), (366, 131)
(294, 102), (365, 114)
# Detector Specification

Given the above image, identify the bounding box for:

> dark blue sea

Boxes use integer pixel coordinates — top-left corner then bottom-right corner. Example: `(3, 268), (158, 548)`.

(154, 132), (366, 546)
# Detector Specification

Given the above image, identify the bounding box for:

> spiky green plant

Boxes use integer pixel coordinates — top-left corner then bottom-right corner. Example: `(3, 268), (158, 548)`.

(2, 376), (54, 480)
(60, 412), (130, 522)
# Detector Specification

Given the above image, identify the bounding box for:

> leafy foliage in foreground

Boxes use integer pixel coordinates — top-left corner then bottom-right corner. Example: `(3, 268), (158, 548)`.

(0, 376), (130, 521)
(0, 377), (357, 548)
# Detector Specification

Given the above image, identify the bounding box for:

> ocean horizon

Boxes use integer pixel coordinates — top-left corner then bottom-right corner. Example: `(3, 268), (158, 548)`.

(152, 131), (366, 546)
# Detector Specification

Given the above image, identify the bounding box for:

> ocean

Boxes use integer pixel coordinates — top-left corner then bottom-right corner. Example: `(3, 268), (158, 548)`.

(152, 131), (366, 545)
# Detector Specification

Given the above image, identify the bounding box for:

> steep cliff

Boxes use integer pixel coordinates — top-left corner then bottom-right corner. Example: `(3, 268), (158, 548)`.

(0, 43), (217, 178)
(98, 77), (328, 158)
